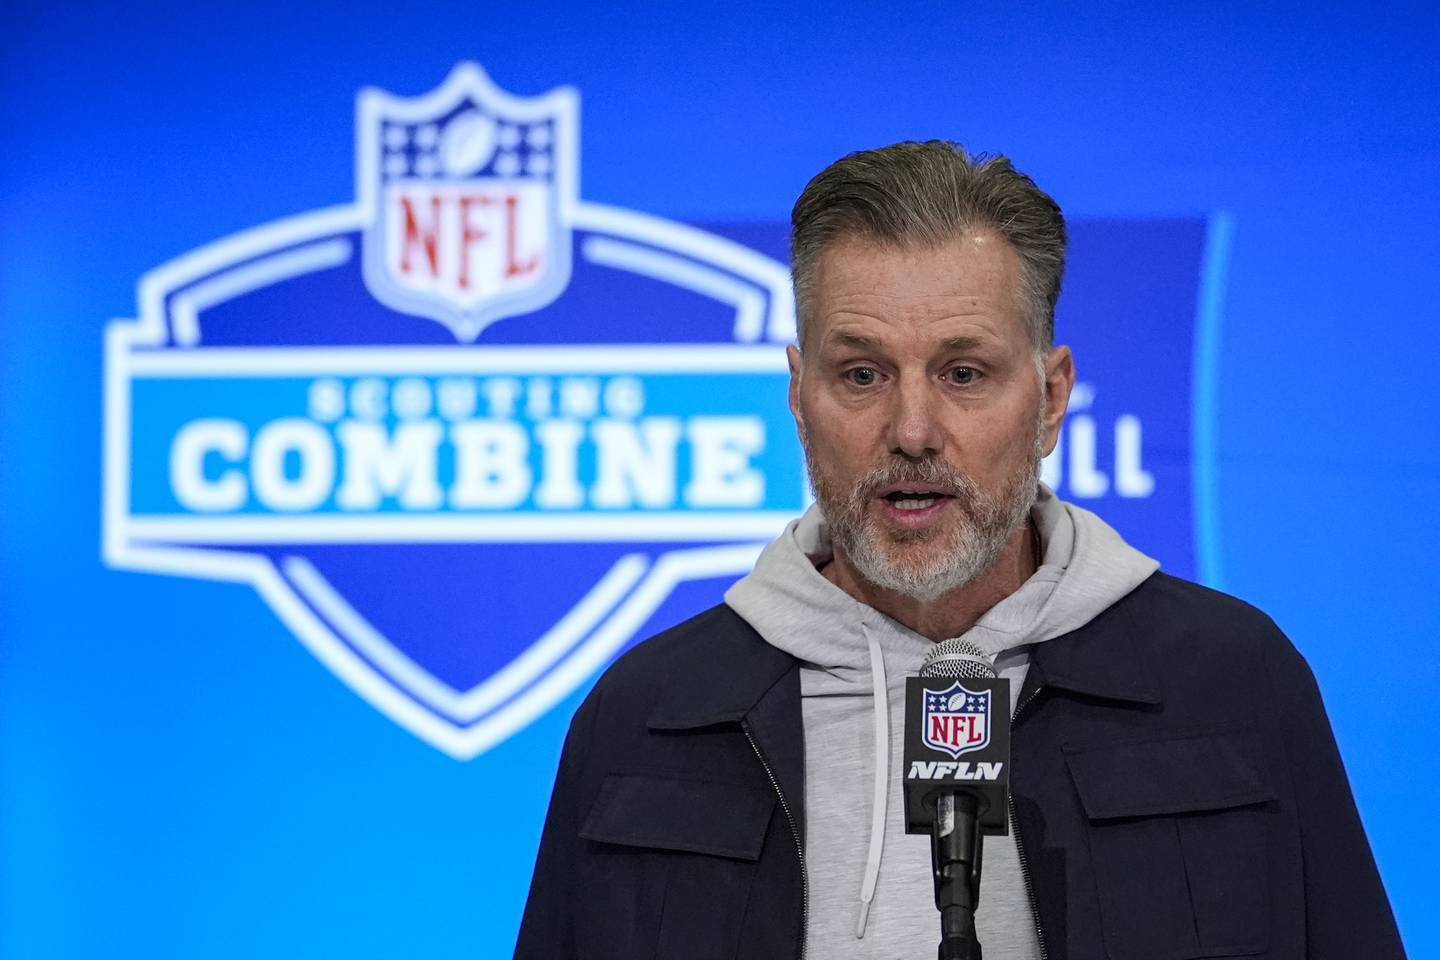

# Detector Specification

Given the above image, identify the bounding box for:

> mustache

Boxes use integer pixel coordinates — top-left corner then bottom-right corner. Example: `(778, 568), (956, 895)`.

(851, 458), (983, 501)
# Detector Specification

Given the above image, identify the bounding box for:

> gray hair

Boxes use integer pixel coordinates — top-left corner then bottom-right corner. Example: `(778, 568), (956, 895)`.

(789, 141), (1066, 351)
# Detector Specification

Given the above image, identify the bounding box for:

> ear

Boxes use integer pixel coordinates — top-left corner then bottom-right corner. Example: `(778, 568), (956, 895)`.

(1041, 345), (1074, 456)
(787, 344), (807, 438)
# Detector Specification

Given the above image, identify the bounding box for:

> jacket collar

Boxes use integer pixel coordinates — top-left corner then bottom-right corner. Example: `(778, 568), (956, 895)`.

(643, 576), (1165, 724)
(646, 607), (797, 730)
(1027, 588), (1162, 705)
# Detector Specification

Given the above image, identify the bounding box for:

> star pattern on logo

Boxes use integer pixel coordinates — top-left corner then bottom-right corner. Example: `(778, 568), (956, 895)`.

(923, 685), (990, 715)
(490, 122), (556, 179)
(383, 153), (409, 178)
(381, 115), (558, 182)
(383, 123), (411, 151)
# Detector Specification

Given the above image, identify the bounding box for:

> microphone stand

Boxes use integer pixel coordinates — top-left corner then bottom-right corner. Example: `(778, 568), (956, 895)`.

(931, 792), (984, 960)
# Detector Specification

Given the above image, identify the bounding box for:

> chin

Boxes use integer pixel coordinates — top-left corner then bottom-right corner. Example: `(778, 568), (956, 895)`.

(851, 536), (981, 602)
(865, 564), (975, 604)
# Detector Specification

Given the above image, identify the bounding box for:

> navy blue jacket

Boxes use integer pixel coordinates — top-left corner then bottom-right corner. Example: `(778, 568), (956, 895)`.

(516, 573), (1404, 959)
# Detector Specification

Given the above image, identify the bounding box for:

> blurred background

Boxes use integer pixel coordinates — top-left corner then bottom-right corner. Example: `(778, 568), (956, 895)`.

(2, 3), (1436, 957)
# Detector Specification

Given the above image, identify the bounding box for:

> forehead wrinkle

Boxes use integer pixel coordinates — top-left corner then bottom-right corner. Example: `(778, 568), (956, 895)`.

(815, 310), (1010, 356)
(823, 330), (997, 352)
(823, 289), (1001, 310)
(819, 289), (1014, 327)
(807, 233), (1034, 353)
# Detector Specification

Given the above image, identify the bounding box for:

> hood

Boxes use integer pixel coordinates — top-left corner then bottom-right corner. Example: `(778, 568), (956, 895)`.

(725, 484), (1159, 685)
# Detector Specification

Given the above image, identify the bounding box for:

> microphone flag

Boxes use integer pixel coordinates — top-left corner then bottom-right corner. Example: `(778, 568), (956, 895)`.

(903, 674), (1011, 835)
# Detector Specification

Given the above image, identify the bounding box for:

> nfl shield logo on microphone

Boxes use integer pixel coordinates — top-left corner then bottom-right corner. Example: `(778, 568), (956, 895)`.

(922, 682), (993, 759)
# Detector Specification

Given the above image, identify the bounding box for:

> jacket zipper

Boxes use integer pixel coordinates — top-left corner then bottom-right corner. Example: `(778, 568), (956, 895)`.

(1010, 686), (1049, 960)
(742, 721), (807, 960)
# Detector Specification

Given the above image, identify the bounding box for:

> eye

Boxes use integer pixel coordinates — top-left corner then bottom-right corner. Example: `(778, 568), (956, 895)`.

(844, 366), (880, 387)
(946, 366), (980, 386)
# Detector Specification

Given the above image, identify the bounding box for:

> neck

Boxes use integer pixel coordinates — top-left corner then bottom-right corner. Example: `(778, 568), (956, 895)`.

(821, 520), (1039, 642)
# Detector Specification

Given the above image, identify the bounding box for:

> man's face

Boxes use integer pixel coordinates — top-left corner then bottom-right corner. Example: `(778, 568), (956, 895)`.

(789, 231), (1072, 601)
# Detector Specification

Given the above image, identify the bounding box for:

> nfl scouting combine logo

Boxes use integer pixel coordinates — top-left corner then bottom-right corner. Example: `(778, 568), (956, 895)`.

(922, 682), (993, 759)
(103, 64), (802, 759)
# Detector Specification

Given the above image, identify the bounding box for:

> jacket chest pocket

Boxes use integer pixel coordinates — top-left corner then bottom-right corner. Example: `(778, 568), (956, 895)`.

(1065, 732), (1274, 960)
(580, 772), (777, 960)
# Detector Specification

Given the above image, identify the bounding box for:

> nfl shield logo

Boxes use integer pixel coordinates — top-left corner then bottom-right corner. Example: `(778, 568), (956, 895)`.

(357, 64), (577, 342)
(922, 682), (993, 759)
(103, 62), (801, 762)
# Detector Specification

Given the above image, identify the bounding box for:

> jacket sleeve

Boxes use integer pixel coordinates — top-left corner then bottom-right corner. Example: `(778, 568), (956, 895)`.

(1263, 628), (1406, 958)
(514, 687), (603, 959)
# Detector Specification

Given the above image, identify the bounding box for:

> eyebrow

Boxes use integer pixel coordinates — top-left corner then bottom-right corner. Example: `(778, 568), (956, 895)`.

(826, 332), (882, 351)
(822, 332), (995, 352)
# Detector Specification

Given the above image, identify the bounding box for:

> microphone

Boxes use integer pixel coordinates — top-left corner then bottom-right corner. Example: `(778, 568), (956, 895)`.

(903, 639), (1011, 960)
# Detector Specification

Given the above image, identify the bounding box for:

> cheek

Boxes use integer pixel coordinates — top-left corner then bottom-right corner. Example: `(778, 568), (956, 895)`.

(813, 412), (878, 464)
(799, 394), (861, 451)
(804, 424), (856, 472)
(951, 407), (1036, 473)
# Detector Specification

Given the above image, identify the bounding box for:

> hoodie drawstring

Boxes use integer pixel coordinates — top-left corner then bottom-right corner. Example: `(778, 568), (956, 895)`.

(855, 623), (889, 938)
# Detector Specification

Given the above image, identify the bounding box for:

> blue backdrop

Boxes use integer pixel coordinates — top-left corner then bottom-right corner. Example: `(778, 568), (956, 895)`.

(2, 4), (1436, 957)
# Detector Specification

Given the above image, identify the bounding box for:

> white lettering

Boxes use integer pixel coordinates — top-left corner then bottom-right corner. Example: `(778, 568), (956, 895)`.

(450, 420), (531, 508)
(591, 417), (680, 508)
(349, 378), (388, 422)
(251, 418), (334, 511)
(603, 376), (645, 419)
(534, 420), (585, 509)
(558, 378), (601, 419)
(391, 377), (433, 421)
(437, 378), (478, 421)
(335, 421), (444, 510)
(480, 377), (521, 419)
(307, 378), (345, 423)
(165, 370), (782, 517)
(525, 377), (553, 419)
(1114, 415), (1155, 497)
(684, 417), (765, 507)
(1067, 415), (1109, 498)
(170, 418), (248, 512)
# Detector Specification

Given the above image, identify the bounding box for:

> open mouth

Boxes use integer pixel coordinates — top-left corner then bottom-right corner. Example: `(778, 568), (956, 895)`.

(881, 489), (953, 512)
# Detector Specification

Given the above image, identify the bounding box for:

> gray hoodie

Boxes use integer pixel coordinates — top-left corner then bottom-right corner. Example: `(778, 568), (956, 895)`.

(724, 485), (1158, 958)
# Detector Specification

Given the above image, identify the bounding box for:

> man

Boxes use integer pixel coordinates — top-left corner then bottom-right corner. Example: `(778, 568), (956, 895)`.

(516, 142), (1404, 959)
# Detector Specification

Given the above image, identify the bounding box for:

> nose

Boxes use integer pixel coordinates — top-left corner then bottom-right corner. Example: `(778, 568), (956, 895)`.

(888, 374), (944, 460)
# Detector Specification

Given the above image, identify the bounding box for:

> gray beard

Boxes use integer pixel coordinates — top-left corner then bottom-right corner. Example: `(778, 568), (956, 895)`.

(801, 415), (1044, 603)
